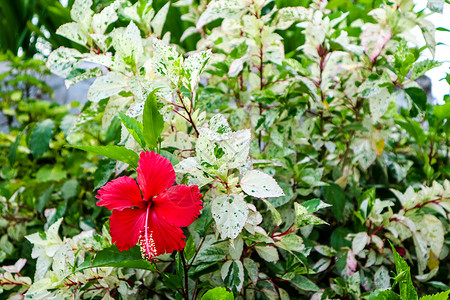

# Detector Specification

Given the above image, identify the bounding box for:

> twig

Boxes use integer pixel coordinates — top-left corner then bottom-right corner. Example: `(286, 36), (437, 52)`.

(180, 251), (190, 300)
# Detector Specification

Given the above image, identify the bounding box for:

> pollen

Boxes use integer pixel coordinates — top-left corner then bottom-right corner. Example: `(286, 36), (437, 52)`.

(139, 227), (157, 260)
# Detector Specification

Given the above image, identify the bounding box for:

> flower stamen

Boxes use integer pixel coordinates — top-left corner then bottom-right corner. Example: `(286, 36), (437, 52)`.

(139, 204), (157, 260)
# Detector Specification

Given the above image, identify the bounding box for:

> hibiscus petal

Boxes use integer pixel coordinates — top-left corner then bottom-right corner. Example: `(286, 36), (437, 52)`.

(96, 176), (144, 211)
(110, 208), (146, 251)
(137, 151), (176, 201)
(140, 210), (186, 259)
(153, 185), (202, 227)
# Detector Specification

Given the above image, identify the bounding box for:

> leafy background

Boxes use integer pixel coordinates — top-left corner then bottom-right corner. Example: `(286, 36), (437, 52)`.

(0, 0), (450, 299)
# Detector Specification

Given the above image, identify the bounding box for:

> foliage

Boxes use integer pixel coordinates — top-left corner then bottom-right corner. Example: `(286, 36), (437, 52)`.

(0, 0), (74, 57)
(1, 0), (450, 299)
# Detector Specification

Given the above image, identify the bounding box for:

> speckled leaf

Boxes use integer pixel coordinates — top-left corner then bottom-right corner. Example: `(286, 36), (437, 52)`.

(427, 0), (444, 13)
(275, 233), (304, 252)
(351, 139), (376, 170)
(418, 19), (436, 57)
(370, 88), (391, 123)
(102, 95), (132, 131)
(87, 72), (129, 102)
(219, 129), (251, 169)
(71, 0), (93, 27)
(47, 47), (83, 77)
(276, 7), (309, 30)
(56, 22), (87, 45)
(112, 21), (143, 61)
(374, 266), (390, 290)
(65, 67), (103, 88)
(411, 60), (442, 81)
(313, 257), (331, 273)
(240, 170), (285, 198)
(197, 0), (244, 29)
(92, 4), (118, 34)
(196, 133), (218, 165)
(294, 202), (327, 228)
(200, 114), (233, 141)
(183, 50), (211, 91)
(152, 39), (181, 85)
(212, 194), (249, 240)
(174, 157), (213, 187)
(414, 214), (445, 268)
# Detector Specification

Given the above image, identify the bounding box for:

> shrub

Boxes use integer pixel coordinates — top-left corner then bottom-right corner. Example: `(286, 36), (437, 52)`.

(1, 0), (449, 299)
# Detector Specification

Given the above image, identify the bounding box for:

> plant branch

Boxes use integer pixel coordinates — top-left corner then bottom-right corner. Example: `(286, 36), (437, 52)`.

(180, 251), (190, 300)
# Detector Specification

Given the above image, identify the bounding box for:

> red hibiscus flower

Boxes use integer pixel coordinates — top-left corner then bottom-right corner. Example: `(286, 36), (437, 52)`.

(96, 151), (202, 259)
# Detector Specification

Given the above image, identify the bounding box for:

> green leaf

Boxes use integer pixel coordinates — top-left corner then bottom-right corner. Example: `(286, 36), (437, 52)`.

(195, 244), (227, 264)
(78, 245), (157, 271)
(162, 273), (183, 290)
(184, 236), (196, 261)
(8, 127), (26, 165)
(291, 275), (321, 292)
(202, 287), (234, 300)
(390, 241), (418, 300)
(261, 198), (282, 226)
(301, 199), (331, 214)
(37, 186), (53, 213)
(36, 165), (67, 182)
(395, 119), (426, 146)
(369, 290), (401, 300)
(419, 290), (450, 300)
(195, 204), (214, 237)
(30, 119), (55, 158)
(405, 87), (427, 113)
(322, 183), (346, 220)
(61, 179), (78, 200)
(94, 159), (116, 189)
(118, 112), (146, 149)
(433, 102), (450, 120)
(143, 90), (164, 149)
(69, 145), (139, 169)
